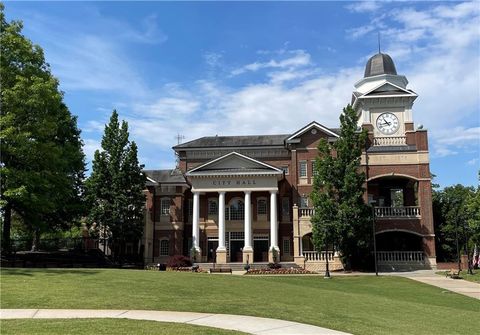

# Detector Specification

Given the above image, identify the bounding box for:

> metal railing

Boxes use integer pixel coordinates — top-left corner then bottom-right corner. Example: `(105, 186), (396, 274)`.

(377, 251), (424, 263)
(303, 251), (335, 262)
(373, 136), (407, 146)
(374, 206), (421, 218)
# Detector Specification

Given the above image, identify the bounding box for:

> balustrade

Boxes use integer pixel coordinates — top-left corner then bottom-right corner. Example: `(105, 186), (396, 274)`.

(374, 206), (421, 218)
(373, 136), (407, 146)
(303, 251), (334, 261)
(376, 251), (424, 263)
(299, 207), (315, 217)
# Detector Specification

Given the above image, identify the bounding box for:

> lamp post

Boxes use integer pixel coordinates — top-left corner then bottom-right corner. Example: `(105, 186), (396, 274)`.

(370, 200), (378, 276)
(455, 213), (461, 272)
(324, 225), (331, 279)
(463, 218), (473, 275)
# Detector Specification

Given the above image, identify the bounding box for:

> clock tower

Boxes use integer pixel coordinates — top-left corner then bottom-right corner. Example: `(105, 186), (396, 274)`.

(352, 52), (418, 144)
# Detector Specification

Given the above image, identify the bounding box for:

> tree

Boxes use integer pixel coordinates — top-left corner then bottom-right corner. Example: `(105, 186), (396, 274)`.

(432, 184), (475, 262)
(311, 105), (371, 269)
(0, 4), (85, 252)
(466, 174), (480, 247)
(86, 111), (146, 262)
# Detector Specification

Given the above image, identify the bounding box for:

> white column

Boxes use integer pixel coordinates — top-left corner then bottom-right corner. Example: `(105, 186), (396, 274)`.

(192, 192), (201, 252)
(270, 190), (279, 250)
(244, 191), (253, 251)
(217, 192), (226, 251)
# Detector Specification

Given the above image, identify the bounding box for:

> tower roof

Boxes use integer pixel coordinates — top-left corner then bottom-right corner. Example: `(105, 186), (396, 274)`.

(364, 53), (397, 78)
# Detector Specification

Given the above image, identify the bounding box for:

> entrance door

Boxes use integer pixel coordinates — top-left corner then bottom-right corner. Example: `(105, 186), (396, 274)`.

(207, 240), (218, 262)
(230, 240), (244, 262)
(254, 240), (269, 262)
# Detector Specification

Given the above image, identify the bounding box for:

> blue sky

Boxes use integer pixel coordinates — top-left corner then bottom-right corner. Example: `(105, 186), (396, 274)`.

(4, 1), (480, 188)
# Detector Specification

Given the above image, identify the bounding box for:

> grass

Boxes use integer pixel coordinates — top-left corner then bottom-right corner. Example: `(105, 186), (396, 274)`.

(1, 268), (479, 335)
(436, 270), (480, 283)
(0, 319), (246, 335)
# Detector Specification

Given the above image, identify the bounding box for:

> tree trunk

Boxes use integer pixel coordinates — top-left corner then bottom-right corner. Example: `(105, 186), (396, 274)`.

(31, 229), (40, 252)
(2, 203), (12, 254)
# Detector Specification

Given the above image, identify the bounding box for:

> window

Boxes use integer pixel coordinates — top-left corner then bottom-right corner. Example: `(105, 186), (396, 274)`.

(312, 161), (318, 177)
(300, 196), (309, 208)
(160, 198), (170, 215)
(159, 239), (169, 256)
(257, 198), (267, 215)
(283, 238), (291, 255)
(280, 166), (289, 175)
(208, 199), (218, 215)
(282, 197), (290, 217)
(227, 199), (244, 220)
(299, 161), (307, 178)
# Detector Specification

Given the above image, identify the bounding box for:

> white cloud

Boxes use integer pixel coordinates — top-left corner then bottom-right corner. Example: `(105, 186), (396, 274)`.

(83, 138), (102, 162)
(467, 158), (479, 166)
(346, 1), (382, 13)
(231, 50), (311, 76)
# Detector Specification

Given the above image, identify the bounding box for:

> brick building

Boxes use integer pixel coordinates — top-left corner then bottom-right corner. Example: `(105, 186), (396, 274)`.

(142, 52), (436, 271)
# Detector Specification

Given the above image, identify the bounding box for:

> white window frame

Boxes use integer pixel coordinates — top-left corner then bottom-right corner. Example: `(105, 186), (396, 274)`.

(227, 198), (244, 221)
(159, 238), (169, 256)
(160, 198), (170, 216)
(208, 198), (218, 216)
(299, 161), (307, 178)
(257, 197), (267, 216)
(300, 196), (309, 208)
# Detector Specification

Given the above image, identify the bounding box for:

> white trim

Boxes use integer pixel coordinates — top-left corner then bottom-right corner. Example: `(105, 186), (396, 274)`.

(362, 81), (417, 98)
(146, 176), (158, 184)
(286, 121), (339, 141)
(186, 151), (283, 176)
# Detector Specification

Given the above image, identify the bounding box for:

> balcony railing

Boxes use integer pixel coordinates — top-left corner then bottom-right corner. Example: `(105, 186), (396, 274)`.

(303, 251), (334, 262)
(299, 206), (421, 218)
(374, 206), (421, 218)
(377, 251), (424, 263)
(299, 207), (315, 217)
(373, 136), (407, 146)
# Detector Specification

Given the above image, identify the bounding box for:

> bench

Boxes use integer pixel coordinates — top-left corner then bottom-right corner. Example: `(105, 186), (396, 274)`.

(209, 268), (232, 274)
(445, 268), (461, 279)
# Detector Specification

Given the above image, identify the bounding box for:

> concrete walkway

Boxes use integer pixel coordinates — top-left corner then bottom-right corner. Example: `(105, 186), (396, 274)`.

(384, 270), (480, 300)
(0, 309), (350, 335)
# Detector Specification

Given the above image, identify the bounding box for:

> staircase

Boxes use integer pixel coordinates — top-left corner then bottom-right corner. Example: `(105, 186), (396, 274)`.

(196, 262), (301, 271)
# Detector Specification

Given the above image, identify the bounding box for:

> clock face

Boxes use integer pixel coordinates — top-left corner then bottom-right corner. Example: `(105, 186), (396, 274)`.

(376, 112), (400, 135)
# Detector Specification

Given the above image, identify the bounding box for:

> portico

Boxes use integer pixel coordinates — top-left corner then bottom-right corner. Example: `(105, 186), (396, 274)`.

(186, 152), (283, 264)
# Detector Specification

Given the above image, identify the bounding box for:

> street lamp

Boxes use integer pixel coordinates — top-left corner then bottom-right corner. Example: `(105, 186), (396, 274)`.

(369, 199), (378, 276)
(324, 225), (331, 279)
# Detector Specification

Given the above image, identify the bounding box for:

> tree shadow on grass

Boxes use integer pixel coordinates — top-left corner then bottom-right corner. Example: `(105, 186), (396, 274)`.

(1, 268), (101, 277)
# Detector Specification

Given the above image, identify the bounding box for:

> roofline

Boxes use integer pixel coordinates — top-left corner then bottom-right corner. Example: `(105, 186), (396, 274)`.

(286, 121), (339, 142)
(361, 80), (417, 97)
(186, 151), (284, 176)
(174, 145), (286, 151)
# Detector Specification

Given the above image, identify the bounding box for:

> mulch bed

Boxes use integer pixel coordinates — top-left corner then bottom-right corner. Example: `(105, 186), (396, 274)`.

(245, 267), (315, 275)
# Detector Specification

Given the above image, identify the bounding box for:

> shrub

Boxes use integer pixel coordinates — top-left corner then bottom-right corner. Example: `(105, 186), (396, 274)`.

(167, 255), (192, 268)
(268, 262), (281, 269)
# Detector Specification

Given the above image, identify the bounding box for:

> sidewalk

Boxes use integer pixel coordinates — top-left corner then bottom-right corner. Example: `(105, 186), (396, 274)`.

(384, 270), (480, 300)
(0, 309), (351, 335)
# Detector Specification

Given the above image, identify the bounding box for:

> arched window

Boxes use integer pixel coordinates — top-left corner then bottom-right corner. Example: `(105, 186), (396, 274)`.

(227, 198), (244, 220)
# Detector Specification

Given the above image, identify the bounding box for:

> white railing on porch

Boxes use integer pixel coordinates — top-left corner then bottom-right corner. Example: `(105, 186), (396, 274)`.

(303, 251), (334, 262)
(373, 136), (407, 146)
(377, 251), (424, 263)
(374, 206), (421, 218)
(300, 207), (315, 217)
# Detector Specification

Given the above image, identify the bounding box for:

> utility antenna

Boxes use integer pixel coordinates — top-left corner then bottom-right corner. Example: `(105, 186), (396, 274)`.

(174, 133), (185, 168)
(378, 32), (381, 54)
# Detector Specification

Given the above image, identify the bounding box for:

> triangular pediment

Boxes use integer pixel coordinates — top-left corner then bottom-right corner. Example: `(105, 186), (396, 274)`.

(286, 121), (339, 143)
(186, 152), (283, 176)
(363, 82), (417, 97)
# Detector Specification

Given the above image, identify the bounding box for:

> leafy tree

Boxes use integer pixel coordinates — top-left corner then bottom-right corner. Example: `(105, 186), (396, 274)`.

(86, 111), (145, 261)
(311, 105), (371, 269)
(432, 184), (475, 262)
(0, 4), (85, 252)
(466, 174), (480, 247)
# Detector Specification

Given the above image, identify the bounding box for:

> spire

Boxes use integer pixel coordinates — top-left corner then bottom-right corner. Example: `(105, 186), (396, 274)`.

(378, 32), (381, 54)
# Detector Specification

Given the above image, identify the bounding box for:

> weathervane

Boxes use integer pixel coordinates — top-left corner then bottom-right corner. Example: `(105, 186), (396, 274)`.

(174, 133), (185, 167)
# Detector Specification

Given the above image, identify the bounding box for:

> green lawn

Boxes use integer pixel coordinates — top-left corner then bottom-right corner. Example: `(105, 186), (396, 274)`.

(0, 319), (245, 335)
(1, 268), (479, 335)
(436, 270), (480, 283)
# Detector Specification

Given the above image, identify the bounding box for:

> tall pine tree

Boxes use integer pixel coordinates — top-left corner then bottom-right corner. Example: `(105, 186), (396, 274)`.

(86, 111), (146, 261)
(0, 4), (85, 252)
(311, 105), (371, 269)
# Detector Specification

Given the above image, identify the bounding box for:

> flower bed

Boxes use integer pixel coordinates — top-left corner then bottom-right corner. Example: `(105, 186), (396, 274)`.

(166, 266), (207, 273)
(245, 267), (315, 275)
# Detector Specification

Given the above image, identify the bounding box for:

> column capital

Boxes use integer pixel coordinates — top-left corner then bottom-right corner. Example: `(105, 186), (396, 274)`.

(269, 189), (278, 195)
(244, 190), (252, 195)
(218, 191), (226, 196)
